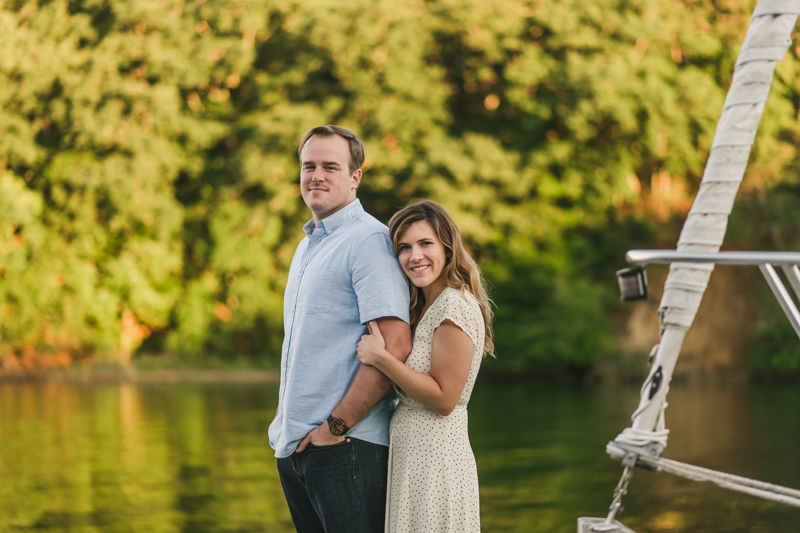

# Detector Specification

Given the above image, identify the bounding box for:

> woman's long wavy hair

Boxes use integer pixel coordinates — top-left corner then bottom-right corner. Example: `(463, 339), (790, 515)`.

(388, 201), (495, 357)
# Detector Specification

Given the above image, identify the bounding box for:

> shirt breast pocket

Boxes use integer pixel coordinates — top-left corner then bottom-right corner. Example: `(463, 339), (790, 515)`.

(305, 269), (335, 314)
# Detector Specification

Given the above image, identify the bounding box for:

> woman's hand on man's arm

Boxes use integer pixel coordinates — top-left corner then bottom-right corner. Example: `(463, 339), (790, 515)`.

(360, 319), (473, 417)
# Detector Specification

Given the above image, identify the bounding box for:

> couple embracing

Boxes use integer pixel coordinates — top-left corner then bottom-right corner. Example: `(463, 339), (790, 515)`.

(269, 125), (494, 533)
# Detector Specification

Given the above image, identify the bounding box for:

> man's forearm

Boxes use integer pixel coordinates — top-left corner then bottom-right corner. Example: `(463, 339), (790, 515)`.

(332, 364), (392, 428)
(332, 316), (412, 428)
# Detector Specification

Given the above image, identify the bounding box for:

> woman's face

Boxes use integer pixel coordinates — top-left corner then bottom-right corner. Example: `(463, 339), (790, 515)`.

(396, 220), (448, 289)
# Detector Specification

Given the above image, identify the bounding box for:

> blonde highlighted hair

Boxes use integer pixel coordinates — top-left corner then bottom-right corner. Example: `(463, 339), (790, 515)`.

(388, 200), (495, 357)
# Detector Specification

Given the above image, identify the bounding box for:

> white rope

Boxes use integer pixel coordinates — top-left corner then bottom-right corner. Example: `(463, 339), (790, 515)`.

(615, 427), (668, 448)
(613, 358), (670, 450)
(637, 455), (800, 508)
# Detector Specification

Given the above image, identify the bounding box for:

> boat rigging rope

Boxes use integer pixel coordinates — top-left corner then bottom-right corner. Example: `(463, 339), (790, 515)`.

(636, 455), (800, 508)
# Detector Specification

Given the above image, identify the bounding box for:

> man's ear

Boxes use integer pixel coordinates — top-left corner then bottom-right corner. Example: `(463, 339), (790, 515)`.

(351, 168), (363, 190)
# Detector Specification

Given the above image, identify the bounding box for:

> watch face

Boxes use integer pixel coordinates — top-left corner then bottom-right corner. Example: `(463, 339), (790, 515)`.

(329, 418), (347, 436)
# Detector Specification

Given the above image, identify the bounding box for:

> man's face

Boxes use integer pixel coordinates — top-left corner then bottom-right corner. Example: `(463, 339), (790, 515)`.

(300, 135), (362, 223)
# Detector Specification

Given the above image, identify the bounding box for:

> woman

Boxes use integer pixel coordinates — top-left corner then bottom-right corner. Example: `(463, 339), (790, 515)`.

(356, 200), (494, 533)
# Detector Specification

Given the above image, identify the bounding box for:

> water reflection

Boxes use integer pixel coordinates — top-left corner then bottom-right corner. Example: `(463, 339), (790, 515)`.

(0, 382), (292, 533)
(471, 383), (800, 533)
(0, 381), (799, 532)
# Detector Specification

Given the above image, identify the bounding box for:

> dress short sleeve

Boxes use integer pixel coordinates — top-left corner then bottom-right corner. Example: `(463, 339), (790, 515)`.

(431, 288), (483, 351)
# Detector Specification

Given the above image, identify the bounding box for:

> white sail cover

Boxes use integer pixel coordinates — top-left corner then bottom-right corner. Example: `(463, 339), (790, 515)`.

(614, 0), (800, 451)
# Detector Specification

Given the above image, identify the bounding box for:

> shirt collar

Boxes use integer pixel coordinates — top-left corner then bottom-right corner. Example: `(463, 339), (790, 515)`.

(302, 199), (364, 237)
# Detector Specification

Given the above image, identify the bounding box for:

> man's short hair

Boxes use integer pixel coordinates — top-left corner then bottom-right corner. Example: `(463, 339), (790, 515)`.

(298, 125), (366, 175)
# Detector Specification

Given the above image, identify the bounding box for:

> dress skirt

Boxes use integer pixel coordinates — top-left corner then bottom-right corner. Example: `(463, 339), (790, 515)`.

(385, 403), (480, 532)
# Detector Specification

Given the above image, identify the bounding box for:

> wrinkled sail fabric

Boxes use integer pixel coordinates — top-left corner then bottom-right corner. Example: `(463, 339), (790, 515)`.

(615, 0), (800, 448)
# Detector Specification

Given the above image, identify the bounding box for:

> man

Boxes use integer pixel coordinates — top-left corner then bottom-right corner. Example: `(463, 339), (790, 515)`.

(269, 125), (412, 533)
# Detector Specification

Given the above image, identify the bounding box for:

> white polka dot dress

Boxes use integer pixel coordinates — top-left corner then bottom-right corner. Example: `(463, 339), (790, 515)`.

(386, 286), (485, 533)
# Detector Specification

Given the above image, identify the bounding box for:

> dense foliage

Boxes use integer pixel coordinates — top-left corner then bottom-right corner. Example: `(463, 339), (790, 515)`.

(1, 0), (798, 372)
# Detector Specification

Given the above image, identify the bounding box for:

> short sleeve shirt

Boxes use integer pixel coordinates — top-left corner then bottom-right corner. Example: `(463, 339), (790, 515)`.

(268, 200), (410, 458)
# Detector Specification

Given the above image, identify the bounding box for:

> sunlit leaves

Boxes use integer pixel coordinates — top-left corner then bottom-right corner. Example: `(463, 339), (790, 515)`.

(0, 0), (798, 371)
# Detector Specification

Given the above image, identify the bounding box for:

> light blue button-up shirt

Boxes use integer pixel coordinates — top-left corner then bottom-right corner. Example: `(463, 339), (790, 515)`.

(268, 200), (410, 458)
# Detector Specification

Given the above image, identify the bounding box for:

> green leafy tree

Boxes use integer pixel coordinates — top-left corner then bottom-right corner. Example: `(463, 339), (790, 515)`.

(0, 0), (798, 373)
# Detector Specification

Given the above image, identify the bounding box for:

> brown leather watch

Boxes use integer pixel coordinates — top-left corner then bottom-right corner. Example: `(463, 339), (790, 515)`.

(327, 414), (349, 436)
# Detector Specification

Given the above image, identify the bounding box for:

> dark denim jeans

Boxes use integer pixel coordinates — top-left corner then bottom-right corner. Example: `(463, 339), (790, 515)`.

(277, 437), (389, 533)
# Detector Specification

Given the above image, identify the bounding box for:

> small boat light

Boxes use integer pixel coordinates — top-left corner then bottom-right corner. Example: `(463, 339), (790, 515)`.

(616, 266), (648, 302)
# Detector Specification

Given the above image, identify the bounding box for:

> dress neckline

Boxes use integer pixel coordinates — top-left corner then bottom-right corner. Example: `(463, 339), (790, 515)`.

(418, 286), (453, 327)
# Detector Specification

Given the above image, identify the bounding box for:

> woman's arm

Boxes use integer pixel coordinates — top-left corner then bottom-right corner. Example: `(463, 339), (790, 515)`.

(357, 320), (474, 416)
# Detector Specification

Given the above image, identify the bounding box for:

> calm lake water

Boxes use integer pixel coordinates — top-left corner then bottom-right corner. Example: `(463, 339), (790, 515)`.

(1, 379), (800, 532)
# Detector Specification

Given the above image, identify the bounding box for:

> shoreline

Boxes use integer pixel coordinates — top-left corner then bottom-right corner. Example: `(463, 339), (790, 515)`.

(0, 367), (281, 384)
(1, 365), (794, 387)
